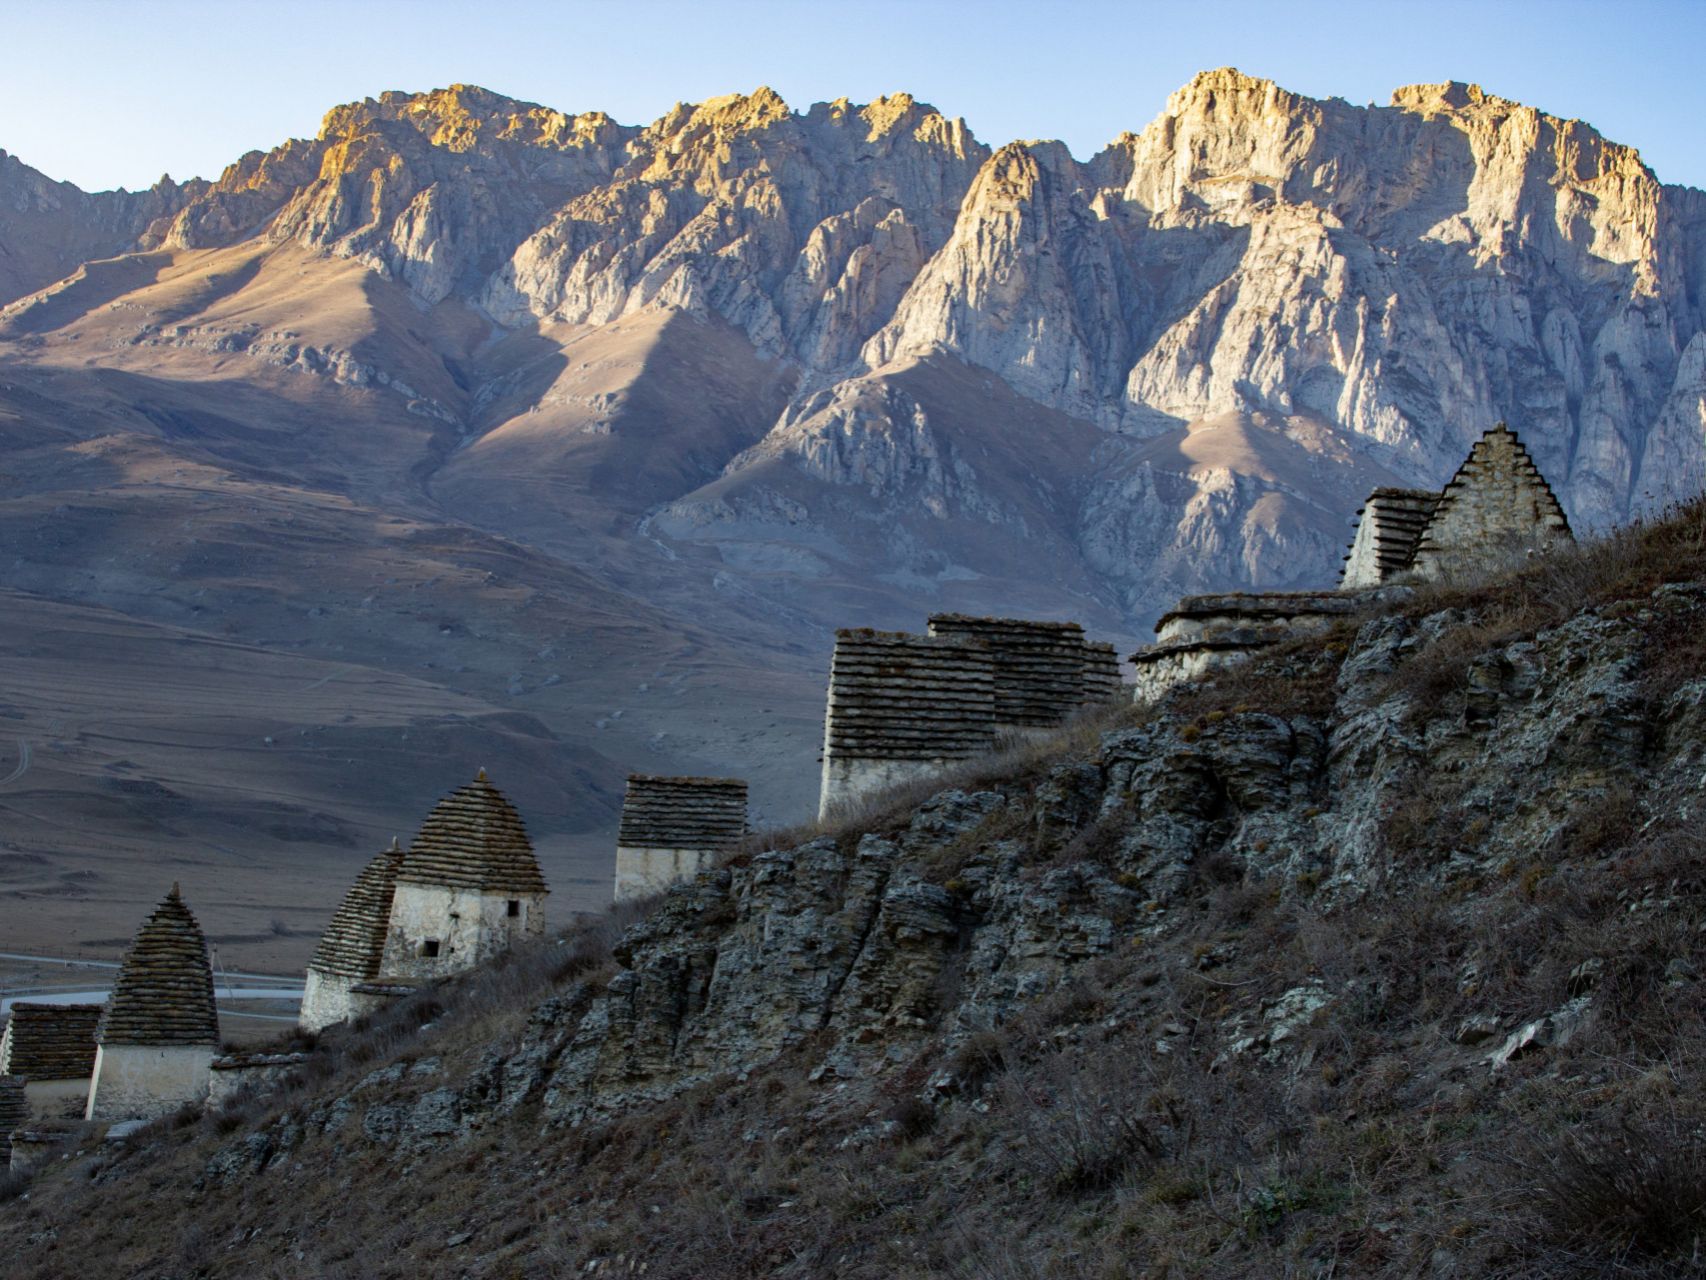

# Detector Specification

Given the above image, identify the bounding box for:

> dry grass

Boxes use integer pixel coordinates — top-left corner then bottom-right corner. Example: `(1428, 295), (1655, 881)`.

(8, 500), (1706, 1278)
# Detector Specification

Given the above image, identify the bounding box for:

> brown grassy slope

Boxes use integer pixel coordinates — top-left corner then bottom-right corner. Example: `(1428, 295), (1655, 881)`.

(6, 499), (1706, 1279)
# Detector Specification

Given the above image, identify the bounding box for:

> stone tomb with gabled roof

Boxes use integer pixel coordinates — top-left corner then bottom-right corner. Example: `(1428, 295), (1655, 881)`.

(0, 1002), (101, 1119)
(615, 775), (747, 900)
(1339, 424), (1572, 588)
(376, 770), (549, 983)
(298, 839), (406, 1034)
(1408, 423), (1571, 580)
(85, 885), (220, 1121)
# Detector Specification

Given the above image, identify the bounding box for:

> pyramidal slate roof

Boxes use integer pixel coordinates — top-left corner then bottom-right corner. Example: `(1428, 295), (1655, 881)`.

(397, 771), (549, 895)
(308, 840), (407, 982)
(0, 1003), (101, 1080)
(97, 885), (219, 1048)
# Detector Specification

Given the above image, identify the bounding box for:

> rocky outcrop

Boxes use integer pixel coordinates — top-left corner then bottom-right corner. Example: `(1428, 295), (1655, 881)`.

(482, 89), (986, 365)
(511, 576), (1682, 1120)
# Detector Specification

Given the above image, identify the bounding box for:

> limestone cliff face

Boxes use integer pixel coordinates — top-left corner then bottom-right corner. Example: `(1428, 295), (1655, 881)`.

(144, 85), (637, 306)
(482, 89), (986, 365)
(871, 71), (1706, 527)
(4, 74), (1703, 621)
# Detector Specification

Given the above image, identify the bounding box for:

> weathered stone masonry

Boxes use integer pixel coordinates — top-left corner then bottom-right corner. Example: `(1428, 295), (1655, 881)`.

(1133, 424), (1576, 700)
(1339, 488), (1439, 589)
(819, 618), (1128, 818)
(1341, 424), (1572, 588)
(615, 775), (748, 901)
(1409, 423), (1571, 580)
(1129, 593), (1364, 703)
(377, 771), (549, 985)
(925, 615), (1096, 731)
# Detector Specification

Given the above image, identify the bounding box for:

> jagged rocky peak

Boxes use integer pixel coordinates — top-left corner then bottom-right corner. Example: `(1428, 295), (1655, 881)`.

(484, 87), (989, 364)
(317, 83), (631, 155)
(865, 68), (1703, 526)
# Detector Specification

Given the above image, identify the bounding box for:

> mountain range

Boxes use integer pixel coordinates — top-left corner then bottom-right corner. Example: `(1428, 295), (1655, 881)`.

(1, 69), (1702, 962)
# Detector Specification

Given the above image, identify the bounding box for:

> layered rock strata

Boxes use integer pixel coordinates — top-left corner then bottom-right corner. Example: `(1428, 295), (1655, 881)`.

(614, 776), (748, 901)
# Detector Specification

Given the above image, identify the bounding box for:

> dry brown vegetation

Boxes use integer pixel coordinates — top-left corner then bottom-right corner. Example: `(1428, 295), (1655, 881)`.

(6, 502), (1706, 1277)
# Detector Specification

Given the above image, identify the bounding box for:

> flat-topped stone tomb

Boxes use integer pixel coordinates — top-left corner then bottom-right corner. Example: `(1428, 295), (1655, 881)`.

(818, 629), (996, 820)
(1130, 592), (1365, 702)
(615, 775), (747, 900)
(0, 1002), (101, 1119)
(925, 614), (1095, 731)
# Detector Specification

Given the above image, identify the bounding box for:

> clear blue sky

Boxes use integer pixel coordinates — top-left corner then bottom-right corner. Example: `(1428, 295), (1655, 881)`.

(5, 0), (1704, 192)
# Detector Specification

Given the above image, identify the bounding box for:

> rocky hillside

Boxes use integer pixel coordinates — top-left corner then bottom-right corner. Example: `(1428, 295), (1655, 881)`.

(0, 70), (1701, 961)
(7, 501), (1706, 1277)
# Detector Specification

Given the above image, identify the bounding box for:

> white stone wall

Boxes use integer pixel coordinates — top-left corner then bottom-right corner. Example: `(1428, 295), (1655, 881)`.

(615, 847), (716, 900)
(379, 883), (545, 982)
(819, 755), (959, 820)
(1132, 646), (1245, 704)
(1340, 513), (1386, 590)
(23, 1078), (87, 1121)
(298, 967), (356, 1034)
(85, 1044), (213, 1121)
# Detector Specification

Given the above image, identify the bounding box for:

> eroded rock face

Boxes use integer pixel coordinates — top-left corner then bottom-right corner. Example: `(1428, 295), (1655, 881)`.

(5, 74), (1703, 619)
(0, 150), (198, 304)
(510, 585), (1677, 1122)
(482, 90), (986, 365)
(872, 70), (1706, 526)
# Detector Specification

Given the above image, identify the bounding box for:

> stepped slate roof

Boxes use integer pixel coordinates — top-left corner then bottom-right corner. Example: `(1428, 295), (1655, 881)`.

(1340, 488), (1440, 585)
(0, 1076), (25, 1162)
(397, 771), (549, 895)
(96, 885), (218, 1048)
(1081, 642), (1122, 706)
(308, 840), (406, 981)
(617, 776), (748, 852)
(1412, 423), (1571, 558)
(0, 1003), (101, 1081)
(927, 614), (1090, 728)
(824, 630), (997, 761)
